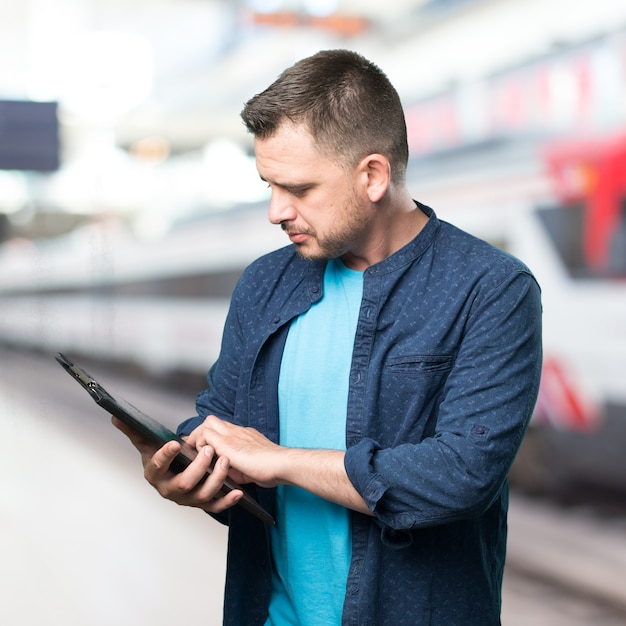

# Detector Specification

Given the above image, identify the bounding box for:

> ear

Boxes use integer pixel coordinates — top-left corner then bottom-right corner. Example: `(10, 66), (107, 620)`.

(358, 154), (391, 202)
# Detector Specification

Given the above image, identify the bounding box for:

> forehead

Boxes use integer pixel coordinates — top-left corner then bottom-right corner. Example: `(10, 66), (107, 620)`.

(254, 121), (338, 182)
(255, 121), (316, 161)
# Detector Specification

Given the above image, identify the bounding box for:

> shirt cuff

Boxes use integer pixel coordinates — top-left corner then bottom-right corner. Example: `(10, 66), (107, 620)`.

(344, 438), (388, 512)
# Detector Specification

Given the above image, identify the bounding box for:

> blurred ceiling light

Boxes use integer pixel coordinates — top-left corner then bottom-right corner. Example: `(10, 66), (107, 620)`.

(60, 31), (154, 123)
(0, 171), (29, 215)
(45, 143), (147, 215)
(202, 138), (269, 205)
(248, 0), (284, 14)
(131, 209), (172, 242)
(129, 136), (171, 164)
(303, 0), (339, 17)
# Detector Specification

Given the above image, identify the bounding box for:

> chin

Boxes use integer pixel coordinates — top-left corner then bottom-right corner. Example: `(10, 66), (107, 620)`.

(295, 246), (330, 263)
(294, 238), (345, 263)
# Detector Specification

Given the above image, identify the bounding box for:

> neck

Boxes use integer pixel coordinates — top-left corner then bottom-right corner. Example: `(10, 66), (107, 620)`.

(341, 191), (428, 271)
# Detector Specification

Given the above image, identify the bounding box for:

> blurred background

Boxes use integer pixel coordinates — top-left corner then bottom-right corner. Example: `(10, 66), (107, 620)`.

(1, 0), (626, 624)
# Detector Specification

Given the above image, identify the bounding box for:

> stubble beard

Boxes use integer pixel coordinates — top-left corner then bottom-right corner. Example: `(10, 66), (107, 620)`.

(293, 230), (348, 262)
(291, 195), (369, 263)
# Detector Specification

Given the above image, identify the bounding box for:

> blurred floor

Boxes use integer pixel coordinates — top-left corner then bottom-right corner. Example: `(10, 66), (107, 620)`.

(1, 347), (625, 625)
(0, 349), (228, 626)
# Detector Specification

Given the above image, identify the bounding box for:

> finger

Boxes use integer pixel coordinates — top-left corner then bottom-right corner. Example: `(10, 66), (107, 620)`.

(111, 416), (160, 462)
(185, 448), (233, 500)
(201, 414), (231, 435)
(144, 440), (183, 484)
(111, 416), (137, 440)
(202, 488), (244, 515)
(197, 452), (244, 512)
(149, 444), (222, 504)
(111, 416), (151, 447)
(168, 444), (218, 493)
(163, 449), (243, 510)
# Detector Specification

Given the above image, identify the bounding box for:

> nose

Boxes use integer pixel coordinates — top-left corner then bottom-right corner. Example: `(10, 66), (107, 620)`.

(268, 188), (297, 225)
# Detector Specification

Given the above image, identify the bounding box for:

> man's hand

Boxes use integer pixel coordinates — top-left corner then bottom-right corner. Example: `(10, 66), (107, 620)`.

(111, 416), (244, 515)
(190, 414), (285, 488)
(195, 414), (373, 516)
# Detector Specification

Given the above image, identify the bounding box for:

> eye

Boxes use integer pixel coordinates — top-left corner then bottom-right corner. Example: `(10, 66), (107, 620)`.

(287, 185), (311, 198)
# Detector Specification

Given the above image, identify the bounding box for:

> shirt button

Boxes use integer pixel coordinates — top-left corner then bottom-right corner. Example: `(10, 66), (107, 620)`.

(272, 315), (281, 324)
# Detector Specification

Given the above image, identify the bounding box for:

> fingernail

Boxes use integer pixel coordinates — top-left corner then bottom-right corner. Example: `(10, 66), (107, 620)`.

(221, 457), (229, 470)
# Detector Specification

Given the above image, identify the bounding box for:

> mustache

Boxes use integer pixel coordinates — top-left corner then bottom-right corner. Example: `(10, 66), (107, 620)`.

(280, 222), (313, 236)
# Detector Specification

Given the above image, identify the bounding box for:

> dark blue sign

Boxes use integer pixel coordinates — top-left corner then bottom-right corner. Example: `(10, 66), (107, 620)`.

(0, 100), (60, 172)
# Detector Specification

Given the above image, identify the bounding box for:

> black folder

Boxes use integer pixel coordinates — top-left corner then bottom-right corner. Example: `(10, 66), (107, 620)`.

(55, 352), (274, 525)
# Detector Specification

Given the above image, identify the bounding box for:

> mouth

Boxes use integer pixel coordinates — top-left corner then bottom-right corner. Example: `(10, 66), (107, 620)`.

(281, 223), (311, 244)
(286, 232), (309, 244)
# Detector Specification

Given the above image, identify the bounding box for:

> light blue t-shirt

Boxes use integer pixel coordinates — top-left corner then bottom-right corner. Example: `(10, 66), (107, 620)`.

(265, 258), (364, 626)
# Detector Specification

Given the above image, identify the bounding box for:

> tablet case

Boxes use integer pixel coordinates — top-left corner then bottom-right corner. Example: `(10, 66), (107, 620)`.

(55, 352), (274, 525)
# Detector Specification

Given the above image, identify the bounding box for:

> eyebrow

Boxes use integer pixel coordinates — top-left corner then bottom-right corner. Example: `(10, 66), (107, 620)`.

(259, 176), (314, 195)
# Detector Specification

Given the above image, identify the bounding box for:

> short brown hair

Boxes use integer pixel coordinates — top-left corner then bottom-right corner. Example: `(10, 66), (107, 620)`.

(241, 49), (409, 184)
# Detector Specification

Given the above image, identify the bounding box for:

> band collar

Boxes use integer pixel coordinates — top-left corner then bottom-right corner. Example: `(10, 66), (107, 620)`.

(364, 201), (439, 277)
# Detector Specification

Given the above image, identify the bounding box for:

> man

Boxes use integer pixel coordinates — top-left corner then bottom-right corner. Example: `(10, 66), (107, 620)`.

(116, 49), (542, 625)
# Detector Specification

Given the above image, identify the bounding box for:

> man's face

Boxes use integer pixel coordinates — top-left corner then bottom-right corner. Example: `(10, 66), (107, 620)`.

(255, 122), (371, 262)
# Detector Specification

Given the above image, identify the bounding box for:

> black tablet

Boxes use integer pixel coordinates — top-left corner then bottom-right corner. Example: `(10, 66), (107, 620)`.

(55, 352), (274, 525)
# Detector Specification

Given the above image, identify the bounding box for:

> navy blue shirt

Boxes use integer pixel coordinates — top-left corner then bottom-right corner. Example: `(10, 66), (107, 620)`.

(178, 204), (543, 625)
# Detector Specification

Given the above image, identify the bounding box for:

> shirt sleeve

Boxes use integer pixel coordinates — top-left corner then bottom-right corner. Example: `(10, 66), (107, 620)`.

(176, 279), (247, 438)
(344, 269), (542, 530)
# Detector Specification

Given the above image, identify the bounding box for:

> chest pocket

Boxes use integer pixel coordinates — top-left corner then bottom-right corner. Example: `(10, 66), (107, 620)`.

(385, 354), (454, 375)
